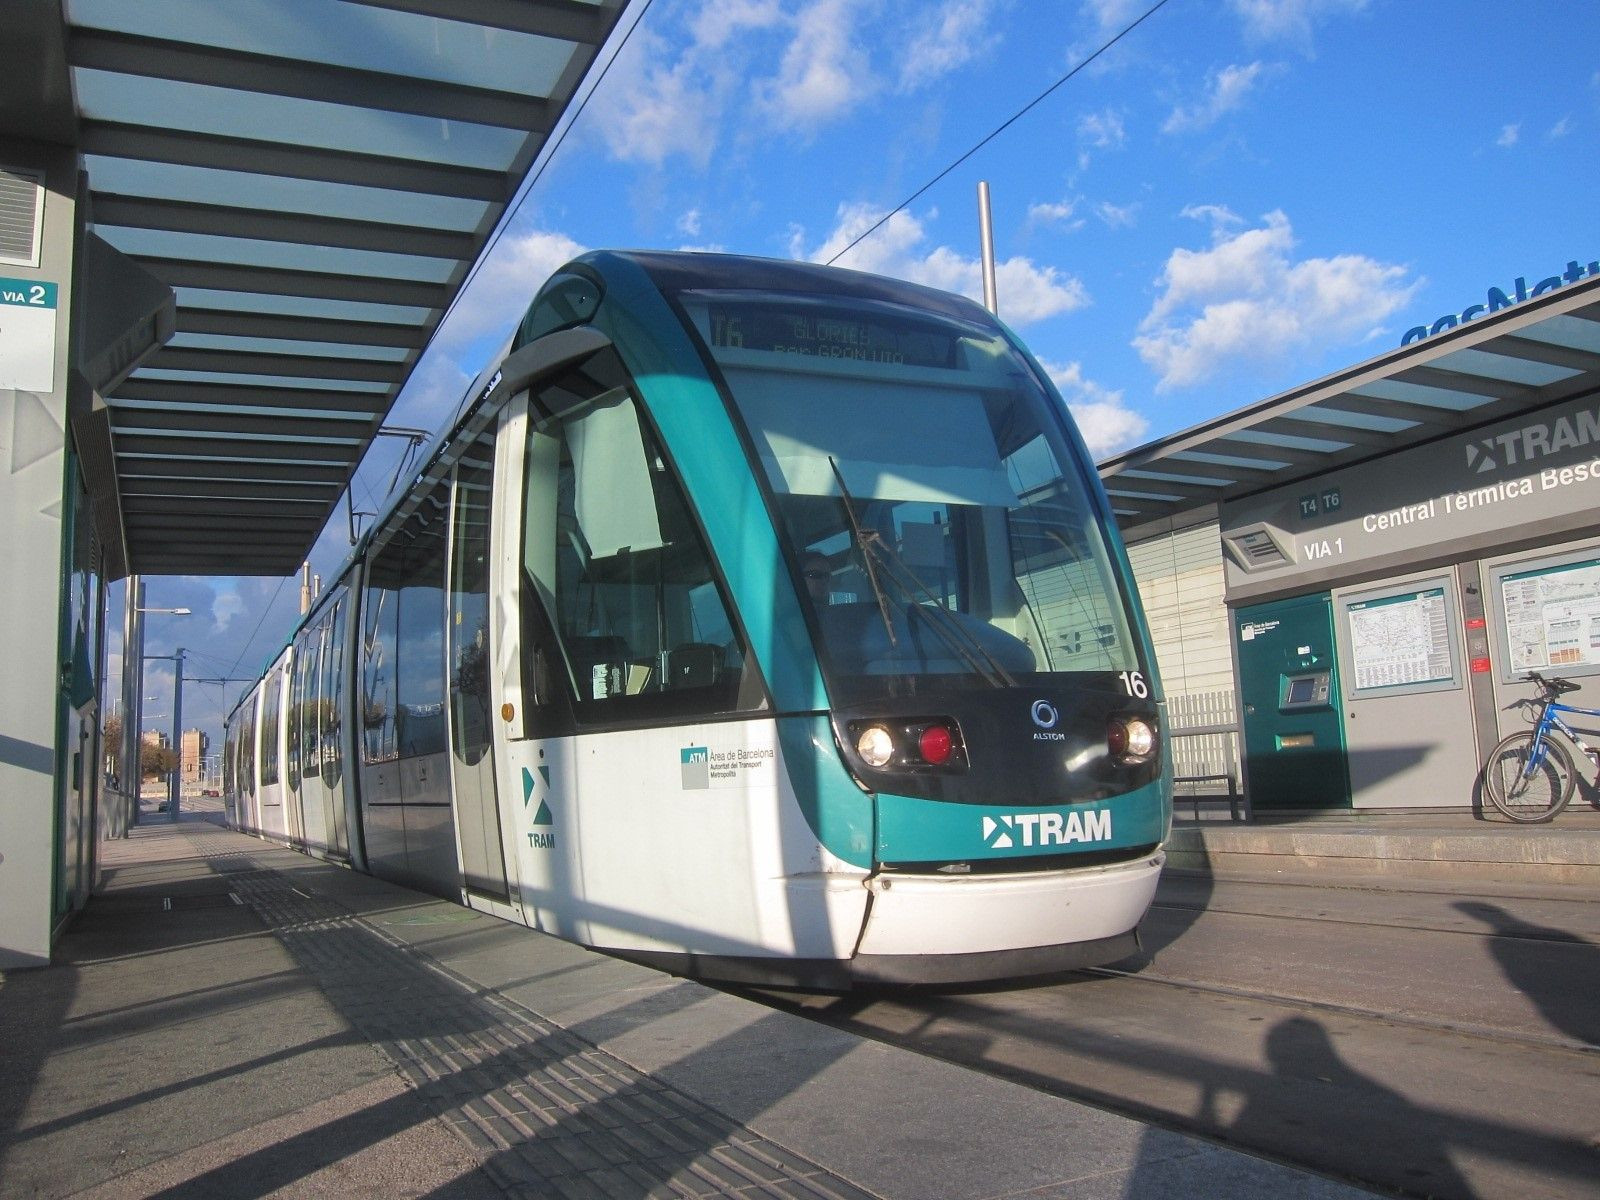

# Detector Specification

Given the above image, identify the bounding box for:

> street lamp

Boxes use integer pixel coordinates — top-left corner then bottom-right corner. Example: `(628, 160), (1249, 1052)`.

(143, 647), (187, 821)
(117, 574), (190, 835)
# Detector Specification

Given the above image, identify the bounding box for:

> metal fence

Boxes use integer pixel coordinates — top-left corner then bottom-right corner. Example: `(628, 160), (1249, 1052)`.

(1166, 689), (1248, 820)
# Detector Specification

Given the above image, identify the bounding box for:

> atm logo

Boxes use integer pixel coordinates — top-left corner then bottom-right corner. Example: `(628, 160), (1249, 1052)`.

(981, 809), (1112, 849)
(681, 746), (710, 790)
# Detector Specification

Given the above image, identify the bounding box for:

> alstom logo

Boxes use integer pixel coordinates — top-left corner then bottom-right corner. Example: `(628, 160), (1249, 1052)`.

(981, 809), (1112, 849)
(1465, 406), (1600, 475)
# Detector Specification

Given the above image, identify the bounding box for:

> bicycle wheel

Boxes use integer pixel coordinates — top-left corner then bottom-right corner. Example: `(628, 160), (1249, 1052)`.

(1482, 731), (1575, 822)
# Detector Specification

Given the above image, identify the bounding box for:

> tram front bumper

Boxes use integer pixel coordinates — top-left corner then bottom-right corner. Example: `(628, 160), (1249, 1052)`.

(854, 850), (1164, 960)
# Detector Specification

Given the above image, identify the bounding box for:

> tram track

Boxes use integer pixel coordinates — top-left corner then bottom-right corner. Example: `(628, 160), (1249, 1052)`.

(731, 872), (1600, 1200)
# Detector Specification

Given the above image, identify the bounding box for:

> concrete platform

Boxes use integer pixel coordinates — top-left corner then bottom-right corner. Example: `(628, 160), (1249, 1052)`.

(0, 815), (1377, 1199)
(1168, 806), (1600, 886)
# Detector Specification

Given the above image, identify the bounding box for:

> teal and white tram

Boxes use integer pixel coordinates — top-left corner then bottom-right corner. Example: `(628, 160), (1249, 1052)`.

(224, 252), (1172, 987)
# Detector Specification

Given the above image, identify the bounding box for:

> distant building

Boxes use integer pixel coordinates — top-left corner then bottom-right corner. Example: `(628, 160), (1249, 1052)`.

(181, 729), (210, 783)
(140, 729), (170, 751)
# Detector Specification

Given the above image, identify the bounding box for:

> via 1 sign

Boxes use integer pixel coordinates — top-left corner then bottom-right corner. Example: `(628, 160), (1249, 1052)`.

(0, 277), (58, 393)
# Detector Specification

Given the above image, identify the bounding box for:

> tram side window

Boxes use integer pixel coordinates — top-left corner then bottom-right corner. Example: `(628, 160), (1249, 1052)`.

(260, 670), (283, 787)
(223, 725), (235, 795)
(362, 484), (449, 763)
(240, 694), (257, 794)
(522, 369), (759, 724)
(286, 645), (306, 792)
(394, 484), (449, 760)
(322, 591), (347, 787)
(451, 446), (493, 766)
(363, 545), (402, 764)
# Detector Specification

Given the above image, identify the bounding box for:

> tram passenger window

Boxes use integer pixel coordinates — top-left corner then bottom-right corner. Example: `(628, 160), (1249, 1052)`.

(521, 367), (761, 724)
(450, 449), (493, 767)
(260, 670), (282, 787)
(321, 591), (347, 788)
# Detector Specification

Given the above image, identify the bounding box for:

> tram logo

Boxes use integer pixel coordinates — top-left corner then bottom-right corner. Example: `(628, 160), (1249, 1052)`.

(521, 766), (555, 848)
(982, 809), (1112, 850)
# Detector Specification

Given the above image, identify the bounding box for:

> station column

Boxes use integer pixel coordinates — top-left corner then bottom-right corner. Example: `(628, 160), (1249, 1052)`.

(0, 142), (81, 968)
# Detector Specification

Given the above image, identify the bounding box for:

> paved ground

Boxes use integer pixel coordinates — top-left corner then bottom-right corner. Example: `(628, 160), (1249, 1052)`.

(0, 815), (1376, 1199)
(753, 867), (1600, 1199)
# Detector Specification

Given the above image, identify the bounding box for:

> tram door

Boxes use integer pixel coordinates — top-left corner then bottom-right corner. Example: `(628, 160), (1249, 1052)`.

(448, 437), (511, 904)
(1236, 593), (1351, 809)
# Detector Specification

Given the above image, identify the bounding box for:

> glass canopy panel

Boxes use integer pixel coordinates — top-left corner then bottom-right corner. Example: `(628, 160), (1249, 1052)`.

(131, 368), (391, 392)
(1298, 405), (1416, 433)
(65, 0), (578, 95)
(1103, 488), (1186, 502)
(1430, 348), (1582, 387)
(1348, 379), (1496, 412)
(86, 157), (490, 232)
(1170, 449), (1292, 470)
(109, 397), (368, 421)
(1116, 468), (1234, 486)
(167, 333), (411, 362)
(72, 71), (524, 169)
(1511, 315), (1600, 355)
(95, 226), (457, 281)
(173, 288), (429, 325)
(114, 427), (364, 446)
(1224, 429), (1352, 453)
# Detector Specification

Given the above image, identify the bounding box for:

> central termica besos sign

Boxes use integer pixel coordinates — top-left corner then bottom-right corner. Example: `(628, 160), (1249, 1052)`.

(1220, 396), (1600, 592)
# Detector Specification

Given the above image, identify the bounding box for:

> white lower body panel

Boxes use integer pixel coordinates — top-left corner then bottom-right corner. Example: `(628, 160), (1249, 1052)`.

(855, 851), (1164, 958)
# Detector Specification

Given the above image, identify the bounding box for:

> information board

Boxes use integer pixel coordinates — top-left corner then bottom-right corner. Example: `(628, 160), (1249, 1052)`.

(1346, 586), (1453, 691)
(1500, 557), (1600, 673)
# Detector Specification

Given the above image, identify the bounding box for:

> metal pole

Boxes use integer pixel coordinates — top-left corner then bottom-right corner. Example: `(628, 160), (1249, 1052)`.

(978, 180), (999, 316)
(169, 647), (185, 821)
(126, 577), (146, 832)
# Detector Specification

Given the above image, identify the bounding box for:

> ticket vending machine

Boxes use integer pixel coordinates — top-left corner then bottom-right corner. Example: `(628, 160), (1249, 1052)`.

(1236, 592), (1352, 809)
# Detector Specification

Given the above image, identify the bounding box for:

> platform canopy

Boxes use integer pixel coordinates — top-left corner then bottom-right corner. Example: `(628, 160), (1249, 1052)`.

(1100, 275), (1600, 540)
(6, 0), (631, 578)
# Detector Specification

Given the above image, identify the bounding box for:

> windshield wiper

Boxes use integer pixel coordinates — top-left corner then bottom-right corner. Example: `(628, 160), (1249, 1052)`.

(826, 458), (1015, 688)
(828, 457), (897, 649)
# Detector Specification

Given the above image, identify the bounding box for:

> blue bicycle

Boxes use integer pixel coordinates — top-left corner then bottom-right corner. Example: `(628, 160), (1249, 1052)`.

(1482, 672), (1600, 822)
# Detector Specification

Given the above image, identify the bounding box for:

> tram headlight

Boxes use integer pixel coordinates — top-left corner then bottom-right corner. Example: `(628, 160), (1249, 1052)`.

(857, 725), (896, 768)
(1107, 716), (1157, 765)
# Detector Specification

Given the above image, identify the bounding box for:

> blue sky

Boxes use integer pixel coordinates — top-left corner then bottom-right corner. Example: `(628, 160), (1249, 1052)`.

(115, 0), (1600, 762)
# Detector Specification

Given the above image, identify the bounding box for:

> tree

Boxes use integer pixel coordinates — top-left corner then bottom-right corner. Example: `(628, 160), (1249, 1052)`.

(103, 712), (124, 780)
(141, 743), (177, 779)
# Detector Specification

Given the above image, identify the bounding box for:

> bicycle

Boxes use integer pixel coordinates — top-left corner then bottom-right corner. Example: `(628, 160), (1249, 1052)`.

(1481, 671), (1600, 822)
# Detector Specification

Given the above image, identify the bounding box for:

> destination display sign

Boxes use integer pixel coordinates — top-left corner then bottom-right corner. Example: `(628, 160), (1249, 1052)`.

(703, 302), (957, 370)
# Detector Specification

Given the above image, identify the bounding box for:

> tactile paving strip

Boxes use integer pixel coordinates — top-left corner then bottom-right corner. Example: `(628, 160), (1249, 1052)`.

(212, 853), (878, 1200)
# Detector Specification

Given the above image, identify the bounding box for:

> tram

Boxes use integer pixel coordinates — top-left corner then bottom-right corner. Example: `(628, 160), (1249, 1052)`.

(224, 251), (1172, 987)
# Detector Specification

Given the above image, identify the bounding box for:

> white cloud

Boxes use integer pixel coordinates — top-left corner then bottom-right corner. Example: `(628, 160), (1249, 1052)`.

(1163, 62), (1270, 133)
(1133, 208), (1419, 390)
(1028, 198), (1083, 229)
(1095, 201), (1138, 228)
(439, 228), (588, 351)
(753, 0), (877, 131)
(1040, 358), (1149, 456)
(898, 0), (1003, 91)
(803, 202), (1089, 324)
(590, 23), (728, 166)
(1228, 0), (1369, 49)
(1078, 108), (1127, 150)
(677, 208), (704, 237)
(1497, 123), (1521, 147)
(211, 589), (244, 633)
(1547, 116), (1572, 140)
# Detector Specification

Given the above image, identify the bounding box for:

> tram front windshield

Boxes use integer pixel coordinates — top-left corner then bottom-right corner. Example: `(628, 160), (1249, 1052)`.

(676, 289), (1143, 705)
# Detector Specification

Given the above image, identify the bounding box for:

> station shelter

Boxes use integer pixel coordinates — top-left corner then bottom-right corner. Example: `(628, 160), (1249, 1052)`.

(1102, 270), (1600, 811)
(0, 0), (631, 968)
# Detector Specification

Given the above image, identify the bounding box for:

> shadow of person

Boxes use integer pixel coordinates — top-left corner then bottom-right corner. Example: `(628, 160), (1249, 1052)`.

(1454, 900), (1600, 1047)
(1229, 1016), (1475, 1199)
